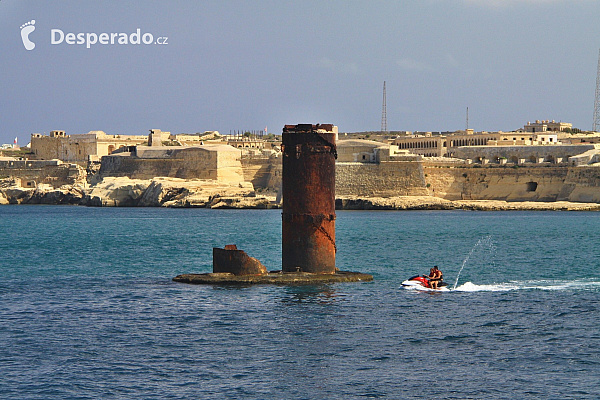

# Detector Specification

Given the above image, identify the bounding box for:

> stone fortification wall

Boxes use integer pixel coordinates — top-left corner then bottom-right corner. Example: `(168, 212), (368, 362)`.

(99, 146), (244, 183)
(100, 153), (191, 180)
(240, 157), (280, 189)
(336, 161), (428, 197)
(266, 161), (282, 190)
(242, 157), (428, 196)
(562, 167), (600, 202)
(240, 155), (427, 196)
(0, 159), (85, 188)
(216, 148), (246, 182)
(424, 165), (600, 202)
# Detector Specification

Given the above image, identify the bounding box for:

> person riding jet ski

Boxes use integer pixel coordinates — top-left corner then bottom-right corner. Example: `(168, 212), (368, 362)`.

(427, 266), (443, 290)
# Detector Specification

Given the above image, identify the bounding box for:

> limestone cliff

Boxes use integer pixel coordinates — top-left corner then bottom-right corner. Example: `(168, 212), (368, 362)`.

(83, 177), (274, 208)
(0, 179), (86, 205)
(85, 177), (151, 206)
(0, 177), (276, 208)
(423, 165), (600, 203)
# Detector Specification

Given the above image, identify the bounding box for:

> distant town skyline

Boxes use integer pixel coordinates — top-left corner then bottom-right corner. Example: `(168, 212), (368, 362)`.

(2, 0), (600, 145)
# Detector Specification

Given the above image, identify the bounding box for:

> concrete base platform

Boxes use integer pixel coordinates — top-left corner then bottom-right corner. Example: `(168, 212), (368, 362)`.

(172, 271), (373, 285)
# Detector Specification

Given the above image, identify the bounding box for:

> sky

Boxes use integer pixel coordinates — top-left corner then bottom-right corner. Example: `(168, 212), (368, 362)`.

(1, 0), (600, 145)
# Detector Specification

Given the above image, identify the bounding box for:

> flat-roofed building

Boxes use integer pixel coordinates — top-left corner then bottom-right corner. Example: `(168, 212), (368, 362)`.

(391, 124), (564, 158)
(522, 120), (572, 132)
(30, 130), (149, 163)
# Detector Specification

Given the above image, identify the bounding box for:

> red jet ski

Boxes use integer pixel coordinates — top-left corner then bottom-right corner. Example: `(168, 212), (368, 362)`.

(401, 275), (449, 291)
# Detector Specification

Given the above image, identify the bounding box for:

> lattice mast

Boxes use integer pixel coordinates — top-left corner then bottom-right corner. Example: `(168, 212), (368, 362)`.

(381, 81), (388, 133)
(594, 49), (600, 132)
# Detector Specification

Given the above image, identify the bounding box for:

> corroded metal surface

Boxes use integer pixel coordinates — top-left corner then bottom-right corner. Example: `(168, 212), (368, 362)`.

(172, 271), (373, 284)
(282, 124), (337, 274)
(213, 245), (267, 276)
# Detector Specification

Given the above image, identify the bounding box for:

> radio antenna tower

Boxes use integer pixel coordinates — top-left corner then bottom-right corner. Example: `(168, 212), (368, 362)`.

(466, 106), (469, 131)
(381, 81), (388, 133)
(594, 49), (600, 132)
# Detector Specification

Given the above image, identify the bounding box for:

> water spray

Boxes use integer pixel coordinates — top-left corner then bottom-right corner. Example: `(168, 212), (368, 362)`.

(453, 236), (496, 290)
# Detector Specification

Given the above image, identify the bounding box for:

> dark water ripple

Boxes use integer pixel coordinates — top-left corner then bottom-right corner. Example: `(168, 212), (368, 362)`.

(0, 207), (599, 399)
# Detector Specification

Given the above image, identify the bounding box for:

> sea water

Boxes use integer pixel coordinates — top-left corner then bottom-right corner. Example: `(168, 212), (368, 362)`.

(0, 206), (599, 399)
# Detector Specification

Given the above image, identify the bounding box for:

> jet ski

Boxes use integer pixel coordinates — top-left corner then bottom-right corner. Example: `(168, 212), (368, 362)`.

(401, 275), (450, 291)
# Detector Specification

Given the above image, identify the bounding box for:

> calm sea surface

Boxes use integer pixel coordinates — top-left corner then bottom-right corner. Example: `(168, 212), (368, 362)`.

(1, 206), (599, 399)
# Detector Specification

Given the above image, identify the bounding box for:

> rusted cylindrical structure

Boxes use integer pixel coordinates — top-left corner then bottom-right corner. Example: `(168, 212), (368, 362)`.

(282, 124), (337, 274)
(213, 245), (267, 276)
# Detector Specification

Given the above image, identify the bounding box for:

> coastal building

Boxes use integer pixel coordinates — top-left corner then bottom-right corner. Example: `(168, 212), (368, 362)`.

(391, 131), (504, 158)
(335, 139), (429, 197)
(30, 130), (149, 163)
(336, 139), (415, 162)
(29, 128), (277, 164)
(227, 138), (267, 150)
(168, 131), (220, 146)
(521, 120), (572, 133)
(0, 157), (85, 188)
(391, 124), (564, 159)
(392, 133), (446, 157)
(451, 144), (596, 165)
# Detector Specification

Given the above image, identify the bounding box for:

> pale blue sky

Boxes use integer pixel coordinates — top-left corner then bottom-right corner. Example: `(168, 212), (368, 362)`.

(1, 0), (599, 144)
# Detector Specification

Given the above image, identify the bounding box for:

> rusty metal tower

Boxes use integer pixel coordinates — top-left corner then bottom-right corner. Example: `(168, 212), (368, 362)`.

(381, 81), (388, 133)
(281, 124), (337, 274)
(594, 49), (600, 132)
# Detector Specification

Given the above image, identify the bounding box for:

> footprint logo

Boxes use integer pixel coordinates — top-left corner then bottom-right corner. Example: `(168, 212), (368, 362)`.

(20, 20), (36, 51)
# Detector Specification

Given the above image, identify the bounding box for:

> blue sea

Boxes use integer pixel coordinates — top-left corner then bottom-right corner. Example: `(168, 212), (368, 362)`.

(1, 206), (599, 399)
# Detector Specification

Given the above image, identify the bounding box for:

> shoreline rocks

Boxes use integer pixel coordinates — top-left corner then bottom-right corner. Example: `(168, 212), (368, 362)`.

(336, 196), (600, 211)
(0, 177), (279, 208)
(1, 177), (600, 210)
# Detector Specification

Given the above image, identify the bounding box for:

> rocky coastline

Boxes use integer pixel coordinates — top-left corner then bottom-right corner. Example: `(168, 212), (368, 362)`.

(1, 177), (599, 211)
(0, 177), (278, 209)
(335, 196), (600, 211)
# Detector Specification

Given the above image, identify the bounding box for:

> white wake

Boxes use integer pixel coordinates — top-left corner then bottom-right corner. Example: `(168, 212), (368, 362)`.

(454, 279), (600, 292)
